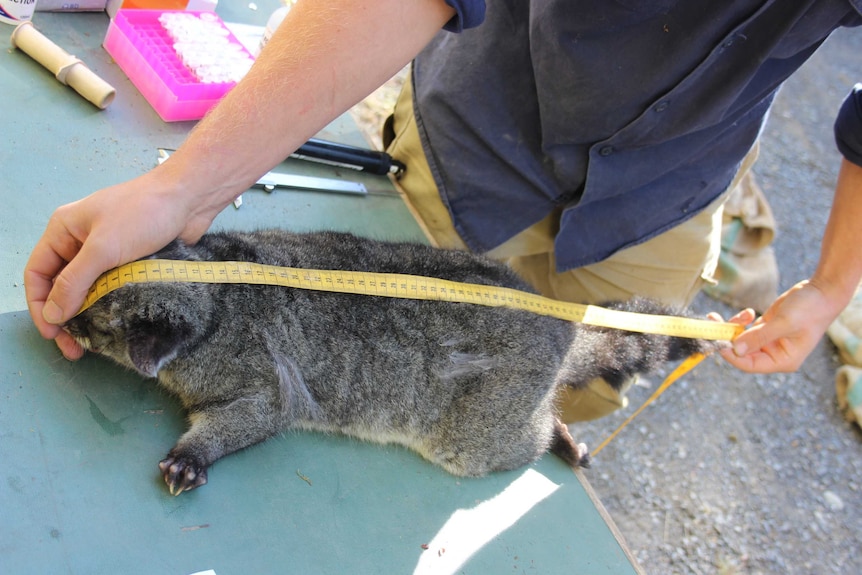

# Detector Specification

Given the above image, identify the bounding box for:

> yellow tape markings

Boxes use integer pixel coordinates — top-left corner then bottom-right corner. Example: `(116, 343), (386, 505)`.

(80, 259), (742, 342)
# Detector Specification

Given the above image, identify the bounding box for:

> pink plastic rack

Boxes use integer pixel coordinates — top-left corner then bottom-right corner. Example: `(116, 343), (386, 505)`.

(103, 9), (253, 122)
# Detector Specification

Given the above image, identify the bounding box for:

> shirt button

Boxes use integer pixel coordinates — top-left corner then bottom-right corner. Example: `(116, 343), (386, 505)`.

(599, 146), (614, 156)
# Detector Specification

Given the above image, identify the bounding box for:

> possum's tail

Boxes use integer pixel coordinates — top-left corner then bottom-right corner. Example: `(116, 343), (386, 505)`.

(555, 297), (723, 392)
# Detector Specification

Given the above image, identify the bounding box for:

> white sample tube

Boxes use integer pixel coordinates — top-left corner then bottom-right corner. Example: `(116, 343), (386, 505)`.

(10, 21), (116, 110)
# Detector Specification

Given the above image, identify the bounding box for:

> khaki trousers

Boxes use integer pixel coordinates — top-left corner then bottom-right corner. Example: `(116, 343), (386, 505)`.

(384, 74), (757, 422)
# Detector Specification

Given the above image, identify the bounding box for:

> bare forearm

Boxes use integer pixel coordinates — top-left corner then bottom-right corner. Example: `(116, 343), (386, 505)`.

(723, 157), (862, 373)
(810, 158), (862, 310)
(159, 0), (455, 223)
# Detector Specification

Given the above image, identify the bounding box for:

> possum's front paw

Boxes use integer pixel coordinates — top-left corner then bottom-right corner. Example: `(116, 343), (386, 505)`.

(159, 453), (209, 495)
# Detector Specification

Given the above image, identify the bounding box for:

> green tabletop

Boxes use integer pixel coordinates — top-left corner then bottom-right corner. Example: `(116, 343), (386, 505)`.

(0, 9), (642, 575)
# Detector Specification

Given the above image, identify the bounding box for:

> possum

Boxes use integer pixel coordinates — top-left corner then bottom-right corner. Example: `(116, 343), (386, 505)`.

(63, 229), (717, 495)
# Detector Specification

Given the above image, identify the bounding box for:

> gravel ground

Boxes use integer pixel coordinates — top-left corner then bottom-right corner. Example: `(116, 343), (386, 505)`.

(351, 28), (862, 575)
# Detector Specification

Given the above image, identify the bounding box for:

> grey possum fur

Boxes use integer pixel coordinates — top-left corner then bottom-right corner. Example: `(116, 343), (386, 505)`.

(64, 229), (718, 495)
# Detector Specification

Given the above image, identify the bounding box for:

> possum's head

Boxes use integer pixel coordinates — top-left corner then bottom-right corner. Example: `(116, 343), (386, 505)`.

(64, 281), (214, 378)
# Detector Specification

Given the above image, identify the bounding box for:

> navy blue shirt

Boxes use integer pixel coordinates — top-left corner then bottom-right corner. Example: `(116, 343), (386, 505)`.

(420, 0), (862, 271)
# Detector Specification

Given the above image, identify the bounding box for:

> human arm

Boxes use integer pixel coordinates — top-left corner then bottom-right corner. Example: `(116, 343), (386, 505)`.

(721, 157), (862, 372)
(24, 0), (457, 359)
(721, 83), (862, 372)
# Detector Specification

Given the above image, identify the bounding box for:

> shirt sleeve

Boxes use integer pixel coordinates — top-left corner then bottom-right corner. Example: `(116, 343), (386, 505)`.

(835, 84), (862, 167)
(442, 0), (486, 32)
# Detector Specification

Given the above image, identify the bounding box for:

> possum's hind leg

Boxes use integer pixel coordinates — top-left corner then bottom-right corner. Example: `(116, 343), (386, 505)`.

(550, 418), (591, 469)
(421, 380), (567, 477)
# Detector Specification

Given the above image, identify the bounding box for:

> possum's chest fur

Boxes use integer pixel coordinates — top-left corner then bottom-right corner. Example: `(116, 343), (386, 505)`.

(160, 291), (572, 441)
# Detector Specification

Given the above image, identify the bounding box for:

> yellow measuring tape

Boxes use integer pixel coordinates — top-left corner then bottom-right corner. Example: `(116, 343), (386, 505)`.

(79, 259), (741, 341)
(79, 259), (744, 456)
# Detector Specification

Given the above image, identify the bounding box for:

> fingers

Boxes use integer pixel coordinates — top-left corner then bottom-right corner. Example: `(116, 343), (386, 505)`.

(719, 332), (796, 373)
(706, 307), (799, 373)
(24, 213), (86, 339)
(716, 299), (823, 374)
(728, 308), (757, 327)
(24, 166), (216, 364)
(24, 263), (64, 341)
(727, 308), (761, 356)
(25, 212), (120, 331)
(43, 237), (119, 325)
(25, 198), (122, 361)
(707, 308), (756, 328)
(55, 330), (86, 361)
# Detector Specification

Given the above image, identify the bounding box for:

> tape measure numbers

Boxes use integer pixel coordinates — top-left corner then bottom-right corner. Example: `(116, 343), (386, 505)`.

(79, 259), (742, 342)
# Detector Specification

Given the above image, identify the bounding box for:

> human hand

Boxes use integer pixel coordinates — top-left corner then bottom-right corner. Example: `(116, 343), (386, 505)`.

(22, 0), (461, 361)
(717, 280), (844, 373)
(24, 172), (216, 360)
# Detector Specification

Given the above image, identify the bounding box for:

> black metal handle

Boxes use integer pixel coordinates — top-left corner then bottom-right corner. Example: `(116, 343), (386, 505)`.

(291, 138), (405, 176)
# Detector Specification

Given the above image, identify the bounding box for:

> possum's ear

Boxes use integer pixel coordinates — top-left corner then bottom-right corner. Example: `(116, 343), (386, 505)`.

(119, 283), (212, 378)
(125, 320), (186, 378)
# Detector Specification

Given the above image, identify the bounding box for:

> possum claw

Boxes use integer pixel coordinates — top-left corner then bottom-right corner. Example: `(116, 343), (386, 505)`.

(159, 456), (208, 495)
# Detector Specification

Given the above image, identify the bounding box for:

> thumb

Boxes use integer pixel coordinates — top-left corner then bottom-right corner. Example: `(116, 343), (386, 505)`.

(43, 243), (118, 325)
(730, 319), (772, 357)
(721, 314), (799, 373)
